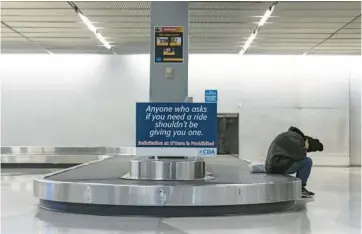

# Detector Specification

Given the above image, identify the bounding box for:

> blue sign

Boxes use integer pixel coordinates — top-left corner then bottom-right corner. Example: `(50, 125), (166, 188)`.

(136, 102), (217, 150)
(205, 90), (218, 103)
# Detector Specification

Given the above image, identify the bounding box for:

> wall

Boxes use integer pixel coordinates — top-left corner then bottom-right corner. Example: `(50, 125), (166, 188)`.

(189, 55), (356, 166)
(1, 54), (360, 166)
(349, 59), (362, 166)
(0, 55), (149, 147)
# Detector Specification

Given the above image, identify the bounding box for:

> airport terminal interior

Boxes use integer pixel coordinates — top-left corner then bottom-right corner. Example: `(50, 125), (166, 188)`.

(1, 1), (362, 233)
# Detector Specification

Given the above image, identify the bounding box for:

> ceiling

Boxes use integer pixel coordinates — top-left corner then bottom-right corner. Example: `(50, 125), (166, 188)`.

(1, 1), (361, 55)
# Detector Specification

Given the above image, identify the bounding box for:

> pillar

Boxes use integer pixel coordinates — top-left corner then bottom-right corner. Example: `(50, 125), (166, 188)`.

(149, 1), (189, 102)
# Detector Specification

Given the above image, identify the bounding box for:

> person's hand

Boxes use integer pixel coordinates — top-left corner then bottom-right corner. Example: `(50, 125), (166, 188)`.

(305, 139), (309, 150)
(305, 136), (324, 152)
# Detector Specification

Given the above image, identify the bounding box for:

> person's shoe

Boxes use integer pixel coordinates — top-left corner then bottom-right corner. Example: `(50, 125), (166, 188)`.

(303, 187), (315, 196)
(302, 187), (313, 198)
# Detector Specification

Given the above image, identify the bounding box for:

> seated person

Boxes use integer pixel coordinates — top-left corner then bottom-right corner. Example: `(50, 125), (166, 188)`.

(265, 126), (323, 198)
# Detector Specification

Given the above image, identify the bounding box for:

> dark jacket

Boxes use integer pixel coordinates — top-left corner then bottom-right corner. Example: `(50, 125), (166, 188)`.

(265, 130), (307, 173)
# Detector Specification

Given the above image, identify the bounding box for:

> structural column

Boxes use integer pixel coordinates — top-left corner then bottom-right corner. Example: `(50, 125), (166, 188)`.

(149, 1), (189, 102)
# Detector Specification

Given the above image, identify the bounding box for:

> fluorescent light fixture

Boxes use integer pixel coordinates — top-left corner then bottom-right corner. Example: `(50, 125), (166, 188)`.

(78, 13), (97, 33)
(239, 31), (257, 55)
(258, 5), (275, 27)
(78, 12), (112, 50)
(96, 33), (111, 49)
(244, 32), (257, 49)
(239, 49), (246, 55)
(239, 2), (277, 55)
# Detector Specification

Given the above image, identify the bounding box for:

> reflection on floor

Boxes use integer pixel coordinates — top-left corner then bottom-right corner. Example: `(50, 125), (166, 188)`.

(1, 165), (361, 234)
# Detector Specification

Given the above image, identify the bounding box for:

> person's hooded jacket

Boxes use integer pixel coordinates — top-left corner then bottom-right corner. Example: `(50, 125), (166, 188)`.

(265, 127), (323, 173)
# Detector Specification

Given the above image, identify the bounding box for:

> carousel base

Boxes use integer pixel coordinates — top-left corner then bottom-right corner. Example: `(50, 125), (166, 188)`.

(34, 155), (302, 217)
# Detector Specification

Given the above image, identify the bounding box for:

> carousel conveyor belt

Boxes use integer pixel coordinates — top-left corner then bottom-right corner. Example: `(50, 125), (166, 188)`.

(34, 155), (302, 217)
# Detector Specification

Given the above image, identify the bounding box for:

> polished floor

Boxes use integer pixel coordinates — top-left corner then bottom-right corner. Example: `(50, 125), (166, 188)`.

(1, 166), (361, 234)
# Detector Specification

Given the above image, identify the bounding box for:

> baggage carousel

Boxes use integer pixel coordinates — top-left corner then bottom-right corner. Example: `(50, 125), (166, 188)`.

(33, 155), (302, 217)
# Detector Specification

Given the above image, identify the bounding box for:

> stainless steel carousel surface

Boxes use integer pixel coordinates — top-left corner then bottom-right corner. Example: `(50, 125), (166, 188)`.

(33, 155), (302, 217)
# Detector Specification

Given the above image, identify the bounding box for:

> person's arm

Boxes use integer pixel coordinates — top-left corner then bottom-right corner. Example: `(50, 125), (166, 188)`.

(285, 133), (307, 161)
(305, 136), (324, 152)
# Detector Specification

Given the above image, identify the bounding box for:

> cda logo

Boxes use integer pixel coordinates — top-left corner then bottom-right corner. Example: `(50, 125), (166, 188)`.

(198, 148), (217, 156)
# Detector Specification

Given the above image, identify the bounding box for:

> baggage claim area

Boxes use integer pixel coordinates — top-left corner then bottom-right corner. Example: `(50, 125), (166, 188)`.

(1, 1), (361, 234)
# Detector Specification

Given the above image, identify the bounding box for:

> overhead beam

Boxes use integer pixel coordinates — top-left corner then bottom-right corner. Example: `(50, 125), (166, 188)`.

(1, 21), (53, 54)
(303, 14), (361, 55)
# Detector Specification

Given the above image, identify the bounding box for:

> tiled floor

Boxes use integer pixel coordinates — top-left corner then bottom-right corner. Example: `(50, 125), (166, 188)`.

(1, 167), (361, 234)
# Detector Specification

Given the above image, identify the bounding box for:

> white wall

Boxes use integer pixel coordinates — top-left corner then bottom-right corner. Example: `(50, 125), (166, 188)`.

(1, 54), (360, 166)
(0, 55), (149, 147)
(349, 59), (362, 166)
(189, 55), (357, 166)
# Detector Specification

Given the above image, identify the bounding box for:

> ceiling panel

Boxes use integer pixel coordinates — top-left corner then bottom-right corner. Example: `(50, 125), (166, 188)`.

(256, 33), (334, 39)
(11, 27), (90, 33)
(28, 37), (96, 42)
(85, 16), (149, 23)
(273, 9), (361, 17)
(36, 41), (102, 47)
(190, 22), (257, 29)
(336, 28), (361, 34)
(308, 50), (361, 55)
(1, 9), (75, 16)
(324, 33), (360, 39)
(75, 1), (150, 9)
(190, 9), (262, 17)
(255, 42), (319, 47)
(344, 22), (361, 29)
(1, 37), (28, 42)
(101, 33), (148, 38)
(1, 15), (80, 21)
(4, 22), (84, 28)
(1, 32), (20, 37)
(189, 28), (256, 34)
(81, 9), (149, 16)
(1, 25), (15, 33)
(260, 28), (355, 34)
(275, 1), (360, 10)
(50, 49), (111, 54)
(0, 1), (71, 8)
(316, 46), (361, 50)
(190, 16), (260, 23)
(190, 38), (243, 43)
(1, 41), (44, 49)
(268, 17), (357, 23)
(326, 38), (361, 44)
(1, 49), (47, 53)
(262, 22), (347, 29)
(0, 1), (360, 55)
(21, 32), (92, 37)
(189, 2), (271, 10)
(256, 38), (323, 43)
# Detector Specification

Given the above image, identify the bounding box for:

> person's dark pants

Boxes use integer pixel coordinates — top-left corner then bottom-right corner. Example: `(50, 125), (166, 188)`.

(285, 157), (313, 187)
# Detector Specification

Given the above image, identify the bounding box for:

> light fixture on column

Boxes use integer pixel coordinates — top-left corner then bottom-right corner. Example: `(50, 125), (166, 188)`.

(239, 2), (277, 55)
